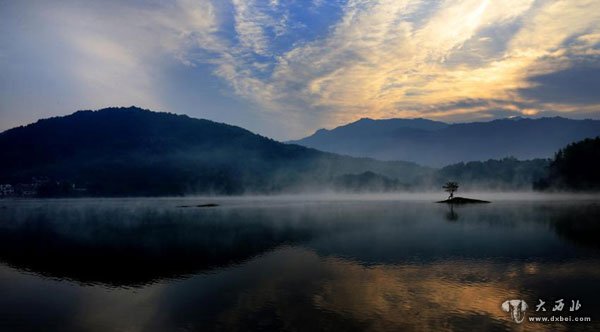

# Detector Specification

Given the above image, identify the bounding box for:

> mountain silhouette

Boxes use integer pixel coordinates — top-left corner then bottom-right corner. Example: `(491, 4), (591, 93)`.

(289, 117), (600, 167)
(0, 107), (429, 195)
(536, 136), (600, 190)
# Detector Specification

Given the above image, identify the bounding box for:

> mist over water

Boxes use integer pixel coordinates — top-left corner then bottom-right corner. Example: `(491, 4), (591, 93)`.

(219, 191), (600, 200)
(1, 195), (599, 331)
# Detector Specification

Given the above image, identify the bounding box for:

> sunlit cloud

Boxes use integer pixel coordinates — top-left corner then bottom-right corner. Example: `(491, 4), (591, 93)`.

(263, 0), (600, 130)
(213, 0), (600, 134)
(1, 0), (599, 138)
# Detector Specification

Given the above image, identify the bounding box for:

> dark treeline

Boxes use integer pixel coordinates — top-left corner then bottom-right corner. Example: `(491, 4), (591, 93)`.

(535, 137), (600, 191)
(437, 157), (550, 190)
(332, 171), (410, 192)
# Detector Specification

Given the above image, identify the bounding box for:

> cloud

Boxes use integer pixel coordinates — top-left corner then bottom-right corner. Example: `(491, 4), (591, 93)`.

(257, 0), (540, 127)
(52, 0), (224, 106)
(0, 0), (223, 119)
(231, 0), (274, 56)
(2, 0), (600, 138)
(204, 0), (600, 134)
(519, 64), (600, 105)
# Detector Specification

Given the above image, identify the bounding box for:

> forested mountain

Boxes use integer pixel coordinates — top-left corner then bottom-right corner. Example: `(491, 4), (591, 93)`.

(0, 107), (430, 196)
(290, 117), (600, 167)
(3, 107), (592, 196)
(536, 137), (600, 190)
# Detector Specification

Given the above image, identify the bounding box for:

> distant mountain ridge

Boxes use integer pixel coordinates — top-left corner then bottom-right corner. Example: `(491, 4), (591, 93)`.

(310, 118), (449, 138)
(0, 107), (430, 196)
(289, 117), (600, 167)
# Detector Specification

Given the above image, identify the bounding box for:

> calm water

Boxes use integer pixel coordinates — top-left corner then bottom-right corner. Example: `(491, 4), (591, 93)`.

(1, 194), (599, 331)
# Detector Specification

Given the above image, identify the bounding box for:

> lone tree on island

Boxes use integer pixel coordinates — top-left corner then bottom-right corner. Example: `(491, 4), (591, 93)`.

(443, 181), (459, 199)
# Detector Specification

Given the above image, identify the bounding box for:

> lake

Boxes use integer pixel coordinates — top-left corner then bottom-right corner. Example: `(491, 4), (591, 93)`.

(1, 194), (599, 331)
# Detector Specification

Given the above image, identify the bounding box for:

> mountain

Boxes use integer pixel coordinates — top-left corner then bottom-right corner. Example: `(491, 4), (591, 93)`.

(0, 107), (430, 196)
(289, 117), (600, 167)
(536, 136), (600, 190)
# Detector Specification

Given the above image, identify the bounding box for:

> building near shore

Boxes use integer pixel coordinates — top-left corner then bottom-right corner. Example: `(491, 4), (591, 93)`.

(0, 184), (14, 197)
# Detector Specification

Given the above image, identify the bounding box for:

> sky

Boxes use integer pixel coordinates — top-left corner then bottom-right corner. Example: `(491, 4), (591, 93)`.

(1, 0), (600, 140)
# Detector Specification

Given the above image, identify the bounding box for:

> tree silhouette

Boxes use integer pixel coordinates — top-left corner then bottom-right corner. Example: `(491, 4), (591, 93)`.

(443, 181), (459, 199)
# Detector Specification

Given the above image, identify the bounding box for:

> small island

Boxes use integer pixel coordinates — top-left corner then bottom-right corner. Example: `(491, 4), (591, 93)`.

(177, 203), (220, 208)
(437, 197), (490, 204)
(436, 182), (490, 204)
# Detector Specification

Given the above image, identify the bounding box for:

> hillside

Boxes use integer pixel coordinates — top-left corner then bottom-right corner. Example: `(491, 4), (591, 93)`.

(0, 107), (430, 196)
(438, 158), (550, 190)
(536, 137), (600, 190)
(289, 117), (600, 167)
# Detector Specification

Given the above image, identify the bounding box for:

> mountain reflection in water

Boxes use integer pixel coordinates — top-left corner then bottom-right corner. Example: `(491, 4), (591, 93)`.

(0, 196), (599, 331)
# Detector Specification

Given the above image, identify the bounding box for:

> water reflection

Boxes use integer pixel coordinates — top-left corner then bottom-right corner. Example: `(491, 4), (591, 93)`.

(0, 198), (599, 331)
(0, 201), (315, 286)
(549, 202), (600, 249)
(445, 204), (459, 221)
